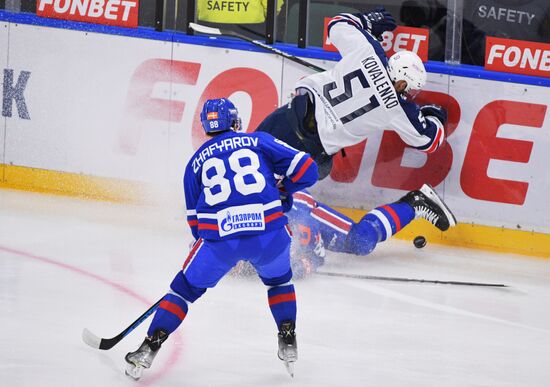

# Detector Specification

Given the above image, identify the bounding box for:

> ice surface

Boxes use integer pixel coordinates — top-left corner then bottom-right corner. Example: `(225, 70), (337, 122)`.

(1, 189), (550, 387)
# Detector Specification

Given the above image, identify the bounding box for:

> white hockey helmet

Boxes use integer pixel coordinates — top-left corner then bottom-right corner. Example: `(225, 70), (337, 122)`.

(387, 50), (427, 95)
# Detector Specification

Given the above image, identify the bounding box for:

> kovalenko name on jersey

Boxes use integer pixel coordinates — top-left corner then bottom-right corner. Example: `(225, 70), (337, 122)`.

(361, 56), (399, 109)
(192, 136), (259, 173)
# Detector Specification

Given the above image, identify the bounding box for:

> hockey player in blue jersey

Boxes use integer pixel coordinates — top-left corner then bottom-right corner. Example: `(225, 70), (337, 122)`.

(287, 186), (456, 278)
(234, 185), (457, 279)
(124, 98), (318, 380)
(255, 7), (448, 179)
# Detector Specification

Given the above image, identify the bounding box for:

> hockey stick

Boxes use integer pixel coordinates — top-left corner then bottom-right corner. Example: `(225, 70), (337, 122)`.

(189, 22), (327, 73)
(82, 297), (162, 350)
(316, 271), (508, 288)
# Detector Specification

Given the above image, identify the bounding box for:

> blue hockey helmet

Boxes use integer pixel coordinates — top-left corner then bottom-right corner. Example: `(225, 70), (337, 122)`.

(200, 98), (240, 135)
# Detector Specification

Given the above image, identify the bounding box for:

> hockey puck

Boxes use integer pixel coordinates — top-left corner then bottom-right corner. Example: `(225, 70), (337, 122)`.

(413, 236), (426, 248)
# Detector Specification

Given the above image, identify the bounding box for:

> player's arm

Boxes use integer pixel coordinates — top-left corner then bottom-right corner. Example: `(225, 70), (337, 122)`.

(260, 133), (319, 193)
(183, 162), (201, 240)
(327, 8), (396, 57)
(393, 100), (446, 154)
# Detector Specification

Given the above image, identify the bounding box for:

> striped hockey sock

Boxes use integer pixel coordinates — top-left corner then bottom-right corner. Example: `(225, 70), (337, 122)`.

(147, 292), (189, 336)
(267, 284), (297, 328)
(363, 202), (415, 242)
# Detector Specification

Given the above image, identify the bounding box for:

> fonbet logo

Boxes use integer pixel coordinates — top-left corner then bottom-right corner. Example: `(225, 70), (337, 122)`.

(485, 36), (550, 77)
(37, 0), (139, 28)
(322, 19), (429, 61)
(380, 26), (429, 61)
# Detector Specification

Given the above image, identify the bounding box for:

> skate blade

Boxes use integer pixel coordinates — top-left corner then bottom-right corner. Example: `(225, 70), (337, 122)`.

(419, 184), (457, 228)
(284, 360), (295, 377)
(125, 363), (144, 381)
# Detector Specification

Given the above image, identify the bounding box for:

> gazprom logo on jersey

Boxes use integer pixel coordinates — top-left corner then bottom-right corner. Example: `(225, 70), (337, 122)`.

(217, 204), (265, 237)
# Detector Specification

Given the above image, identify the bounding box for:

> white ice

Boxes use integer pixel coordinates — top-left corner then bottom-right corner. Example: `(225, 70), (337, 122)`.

(1, 189), (550, 387)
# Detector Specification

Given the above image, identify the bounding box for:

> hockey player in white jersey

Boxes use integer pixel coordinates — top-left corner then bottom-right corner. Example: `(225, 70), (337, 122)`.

(256, 7), (447, 179)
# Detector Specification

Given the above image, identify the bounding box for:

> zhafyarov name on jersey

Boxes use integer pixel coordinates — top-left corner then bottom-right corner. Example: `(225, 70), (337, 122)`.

(192, 136), (259, 173)
(361, 56), (399, 109)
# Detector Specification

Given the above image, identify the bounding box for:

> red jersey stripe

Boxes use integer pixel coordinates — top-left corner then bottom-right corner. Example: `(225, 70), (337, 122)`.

(381, 205), (401, 232)
(291, 157), (314, 183)
(198, 223), (219, 230)
(182, 238), (202, 270)
(265, 211), (284, 223)
(268, 292), (296, 306)
(312, 207), (352, 232)
(424, 126), (443, 154)
(329, 15), (361, 29)
(187, 219), (198, 227)
(294, 192), (316, 207)
(159, 300), (186, 321)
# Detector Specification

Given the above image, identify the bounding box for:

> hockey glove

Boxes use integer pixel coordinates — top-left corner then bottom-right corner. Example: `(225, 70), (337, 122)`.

(280, 192), (294, 213)
(363, 7), (397, 40)
(421, 104), (448, 126)
(277, 178), (294, 213)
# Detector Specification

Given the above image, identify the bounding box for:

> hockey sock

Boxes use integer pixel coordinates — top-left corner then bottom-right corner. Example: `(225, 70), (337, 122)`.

(363, 202), (415, 242)
(147, 293), (188, 336)
(267, 284), (297, 328)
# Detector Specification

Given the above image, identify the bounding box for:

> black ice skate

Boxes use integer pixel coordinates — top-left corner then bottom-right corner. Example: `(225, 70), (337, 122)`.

(124, 329), (168, 380)
(277, 320), (298, 377)
(398, 184), (457, 231)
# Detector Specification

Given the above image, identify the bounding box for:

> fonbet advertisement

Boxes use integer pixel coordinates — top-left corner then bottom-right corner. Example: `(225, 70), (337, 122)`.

(36, 0), (139, 28)
(1, 22), (549, 233)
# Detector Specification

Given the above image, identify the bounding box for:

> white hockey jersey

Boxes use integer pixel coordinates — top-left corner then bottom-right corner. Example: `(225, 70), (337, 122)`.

(295, 13), (444, 156)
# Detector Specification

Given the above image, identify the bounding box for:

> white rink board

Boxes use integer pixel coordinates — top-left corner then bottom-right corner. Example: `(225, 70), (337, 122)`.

(0, 22), (8, 166)
(4, 23), (173, 181)
(1, 21), (550, 233)
(444, 77), (550, 231)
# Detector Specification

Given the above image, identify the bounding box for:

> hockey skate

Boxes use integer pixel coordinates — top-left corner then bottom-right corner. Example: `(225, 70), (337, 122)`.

(277, 321), (298, 377)
(124, 329), (168, 381)
(398, 184), (457, 231)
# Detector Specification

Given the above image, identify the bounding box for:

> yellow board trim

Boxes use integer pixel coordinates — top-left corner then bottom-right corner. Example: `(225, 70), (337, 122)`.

(0, 164), (148, 203)
(1, 163), (549, 258)
(335, 207), (550, 259)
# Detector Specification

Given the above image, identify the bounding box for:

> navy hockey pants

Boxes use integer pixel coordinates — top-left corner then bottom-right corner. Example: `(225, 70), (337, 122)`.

(255, 94), (333, 180)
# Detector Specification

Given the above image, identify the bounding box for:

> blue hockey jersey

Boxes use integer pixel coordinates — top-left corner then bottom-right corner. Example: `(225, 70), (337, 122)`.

(184, 131), (318, 240)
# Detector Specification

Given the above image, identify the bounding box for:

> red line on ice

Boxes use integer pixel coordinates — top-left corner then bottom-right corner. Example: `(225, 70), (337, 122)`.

(0, 245), (182, 385)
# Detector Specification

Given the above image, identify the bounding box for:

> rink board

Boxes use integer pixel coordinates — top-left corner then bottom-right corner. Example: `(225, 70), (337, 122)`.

(0, 22), (7, 181)
(0, 16), (549, 255)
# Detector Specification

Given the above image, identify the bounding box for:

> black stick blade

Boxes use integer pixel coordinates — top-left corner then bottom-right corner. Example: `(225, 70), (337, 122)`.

(82, 298), (162, 351)
(316, 271), (508, 287)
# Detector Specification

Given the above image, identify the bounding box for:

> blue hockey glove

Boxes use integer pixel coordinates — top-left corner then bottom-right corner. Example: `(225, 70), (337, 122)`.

(420, 104), (448, 126)
(363, 7), (397, 40)
(276, 178), (294, 212)
(280, 192), (294, 213)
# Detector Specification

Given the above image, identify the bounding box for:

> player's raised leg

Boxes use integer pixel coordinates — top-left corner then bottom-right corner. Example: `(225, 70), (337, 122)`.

(397, 183), (457, 231)
(310, 184), (457, 258)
